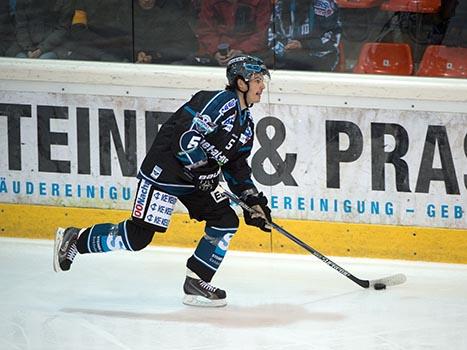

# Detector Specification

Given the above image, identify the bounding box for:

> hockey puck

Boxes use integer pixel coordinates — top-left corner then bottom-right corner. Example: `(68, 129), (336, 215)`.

(374, 283), (386, 290)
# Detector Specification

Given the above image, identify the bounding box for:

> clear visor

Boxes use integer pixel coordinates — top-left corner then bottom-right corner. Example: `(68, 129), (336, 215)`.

(248, 73), (270, 84)
(245, 63), (271, 83)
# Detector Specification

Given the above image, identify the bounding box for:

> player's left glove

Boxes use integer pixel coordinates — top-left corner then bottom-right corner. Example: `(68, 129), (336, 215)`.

(241, 190), (272, 233)
(183, 160), (220, 192)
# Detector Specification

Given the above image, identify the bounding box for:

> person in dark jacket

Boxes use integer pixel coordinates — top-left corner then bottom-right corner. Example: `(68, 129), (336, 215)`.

(134, 0), (198, 64)
(442, 0), (467, 47)
(196, 0), (272, 66)
(53, 55), (273, 308)
(268, 0), (342, 71)
(0, 0), (15, 56)
(7, 0), (72, 59)
(68, 0), (132, 61)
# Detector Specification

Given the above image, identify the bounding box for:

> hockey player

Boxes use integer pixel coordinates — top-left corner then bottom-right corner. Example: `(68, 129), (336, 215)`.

(53, 55), (272, 307)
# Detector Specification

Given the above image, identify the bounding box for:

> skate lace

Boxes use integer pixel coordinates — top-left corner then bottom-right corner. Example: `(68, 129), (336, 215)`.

(199, 281), (217, 292)
(66, 243), (78, 262)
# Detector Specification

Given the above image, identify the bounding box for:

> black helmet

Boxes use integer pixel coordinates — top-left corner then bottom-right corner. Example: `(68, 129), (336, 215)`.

(226, 55), (270, 86)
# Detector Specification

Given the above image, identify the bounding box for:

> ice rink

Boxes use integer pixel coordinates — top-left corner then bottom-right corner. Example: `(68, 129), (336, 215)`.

(0, 237), (466, 350)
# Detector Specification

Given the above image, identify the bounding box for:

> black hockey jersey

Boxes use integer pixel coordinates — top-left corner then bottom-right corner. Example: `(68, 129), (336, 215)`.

(138, 89), (257, 197)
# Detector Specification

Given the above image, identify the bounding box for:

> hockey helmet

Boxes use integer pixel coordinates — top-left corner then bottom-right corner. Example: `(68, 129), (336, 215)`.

(226, 55), (270, 86)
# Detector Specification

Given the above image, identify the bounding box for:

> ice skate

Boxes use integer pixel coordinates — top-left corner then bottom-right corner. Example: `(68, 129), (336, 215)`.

(53, 227), (80, 272)
(183, 273), (227, 307)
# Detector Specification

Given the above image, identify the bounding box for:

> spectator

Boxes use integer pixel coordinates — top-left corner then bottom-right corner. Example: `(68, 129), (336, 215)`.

(268, 0), (342, 71)
(133, 0), (198, 64)
(9, 0), (16, 17)
(7, 0), (72, 59)
(68, 0), (132, 62)
(196, 0), (272, 66)
(0, 0), (15, 56)
(442, 0), (467, 47)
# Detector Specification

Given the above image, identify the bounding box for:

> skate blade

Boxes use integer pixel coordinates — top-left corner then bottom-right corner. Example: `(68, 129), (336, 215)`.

(183, 294), (227, 308)
(53, 227), (65, 273)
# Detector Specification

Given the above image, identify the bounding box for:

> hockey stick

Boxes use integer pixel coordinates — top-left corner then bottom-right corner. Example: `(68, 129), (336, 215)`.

(216, 186), (406, 289)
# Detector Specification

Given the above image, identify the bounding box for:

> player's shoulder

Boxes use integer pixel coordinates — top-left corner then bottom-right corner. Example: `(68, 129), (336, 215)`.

(191, 89), (236, 103)
(190, 90), (238, 114)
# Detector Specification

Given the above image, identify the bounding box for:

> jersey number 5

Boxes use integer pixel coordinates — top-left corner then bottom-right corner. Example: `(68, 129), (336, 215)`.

(225, 138), (236, 150)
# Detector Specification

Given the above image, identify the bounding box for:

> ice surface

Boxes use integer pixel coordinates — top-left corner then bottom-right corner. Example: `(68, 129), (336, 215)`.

(0, 237), (466, 350)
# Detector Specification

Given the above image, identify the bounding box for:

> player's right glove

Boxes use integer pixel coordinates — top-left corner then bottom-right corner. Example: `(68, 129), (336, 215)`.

(241, 190), (272, 233)
(183, 161), (220, 192)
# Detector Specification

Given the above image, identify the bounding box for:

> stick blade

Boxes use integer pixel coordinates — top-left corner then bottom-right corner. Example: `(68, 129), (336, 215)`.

(369, 273), (407, 288)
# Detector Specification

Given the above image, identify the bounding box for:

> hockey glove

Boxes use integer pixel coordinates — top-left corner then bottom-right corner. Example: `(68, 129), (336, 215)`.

(183, 162), (220, 192)
(242, 190), (272, 233)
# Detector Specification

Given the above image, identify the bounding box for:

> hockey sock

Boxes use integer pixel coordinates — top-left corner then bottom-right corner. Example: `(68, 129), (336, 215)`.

(187, 226), (237, 282)
(76, 221), (133, 254)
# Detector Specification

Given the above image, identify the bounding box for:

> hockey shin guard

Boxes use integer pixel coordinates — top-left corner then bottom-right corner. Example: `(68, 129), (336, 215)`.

(187, 226), (237, 282)
(77, 222), (133, 253)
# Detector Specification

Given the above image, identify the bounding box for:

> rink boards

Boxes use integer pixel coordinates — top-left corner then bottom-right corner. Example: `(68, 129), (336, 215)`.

(0, 203), (466, 263)
(0, 58), (466, 263)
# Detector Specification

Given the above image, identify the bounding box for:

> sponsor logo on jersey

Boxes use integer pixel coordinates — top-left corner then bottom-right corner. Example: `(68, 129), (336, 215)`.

(219, 98), (237, 116)
(211, 190), (228, 203)
(221, 113), (236, 132)
(144, 190), (177, 228)
(200, 140), (229, 165)
(151, 165), (162, 179)
(239, 125), (253, 144)
(133, 179), (151, 219)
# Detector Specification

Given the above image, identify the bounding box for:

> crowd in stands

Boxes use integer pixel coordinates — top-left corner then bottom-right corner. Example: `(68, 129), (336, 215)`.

(0, 0), (465, 76)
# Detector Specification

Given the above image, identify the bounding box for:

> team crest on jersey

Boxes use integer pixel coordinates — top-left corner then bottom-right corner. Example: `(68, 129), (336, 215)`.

(221, 113), (236, 132)
(315, 0), (335, 17)
(192, 113), (217, 134)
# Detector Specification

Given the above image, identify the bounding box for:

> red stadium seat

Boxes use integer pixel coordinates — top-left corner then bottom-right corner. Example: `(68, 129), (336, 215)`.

(336, 0), (383, 8)
(380, 0), (441, 13)
(353, 42), (413, 75)
(416, 45), (467, 78)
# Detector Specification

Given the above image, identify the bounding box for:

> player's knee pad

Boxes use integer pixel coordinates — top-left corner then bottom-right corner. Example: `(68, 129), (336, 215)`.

(124, 219), (155, 251)
(204, 209), (239, 243)
(205, 209), (239, 234)
(204, 209), (239, 244)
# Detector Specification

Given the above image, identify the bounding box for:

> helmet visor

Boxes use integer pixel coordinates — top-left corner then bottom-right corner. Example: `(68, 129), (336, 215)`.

(245, 63), (271, 81)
